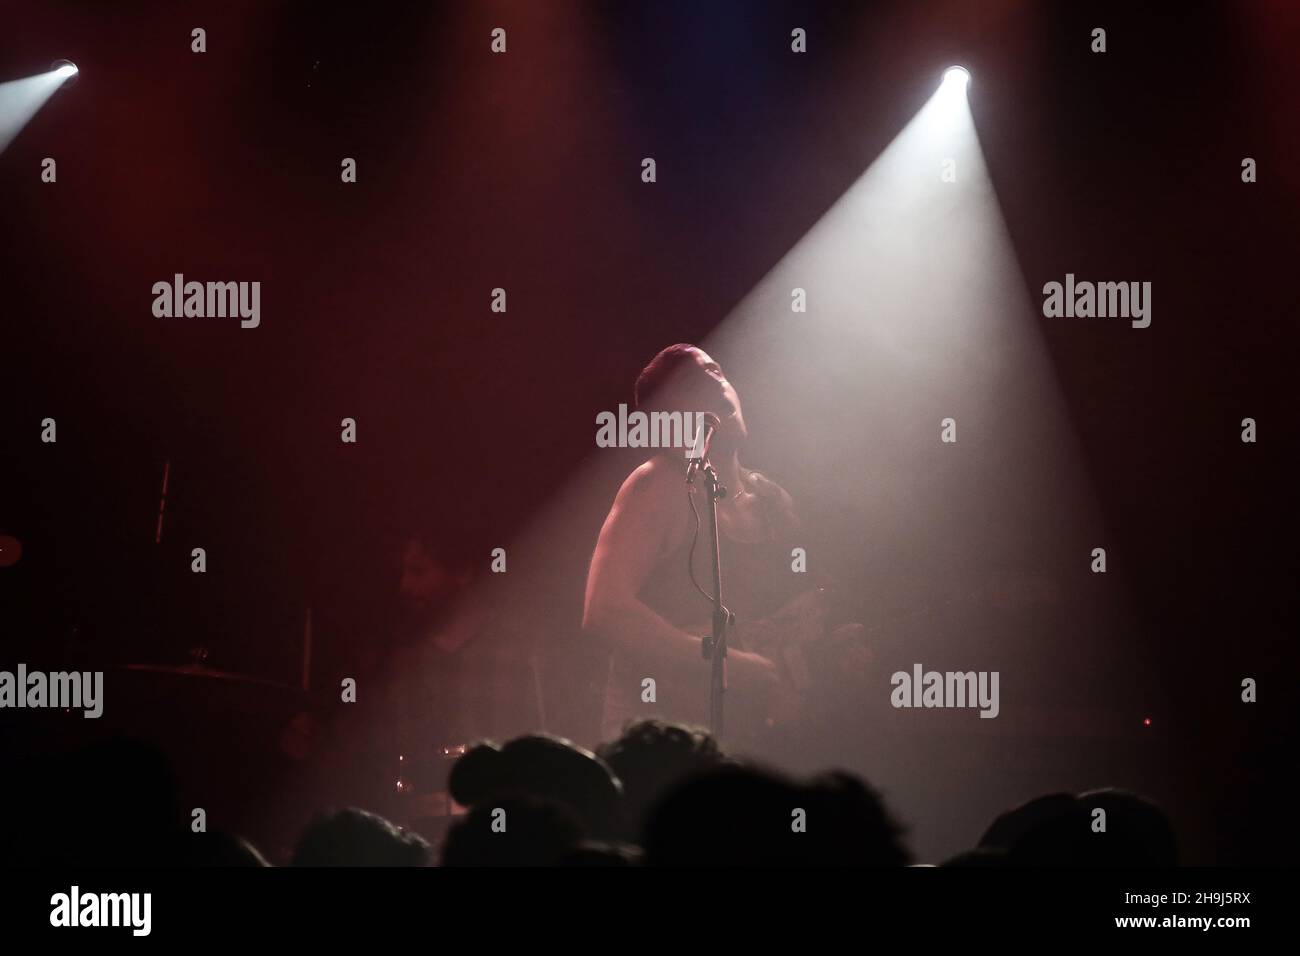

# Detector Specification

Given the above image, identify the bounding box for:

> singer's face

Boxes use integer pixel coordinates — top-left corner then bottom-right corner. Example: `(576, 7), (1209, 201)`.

(685, 348), (746, 440)
(399, 538), (455, 605)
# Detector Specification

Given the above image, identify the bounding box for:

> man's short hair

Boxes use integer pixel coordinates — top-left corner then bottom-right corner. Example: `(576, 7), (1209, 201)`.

(634, 343), (699, 411)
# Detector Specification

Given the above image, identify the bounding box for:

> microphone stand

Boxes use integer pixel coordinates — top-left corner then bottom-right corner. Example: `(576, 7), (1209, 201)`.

(695, 457), (732, 740)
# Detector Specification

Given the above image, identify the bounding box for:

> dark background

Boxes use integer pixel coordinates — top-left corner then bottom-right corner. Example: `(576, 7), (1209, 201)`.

(1, 0), (1295, 863)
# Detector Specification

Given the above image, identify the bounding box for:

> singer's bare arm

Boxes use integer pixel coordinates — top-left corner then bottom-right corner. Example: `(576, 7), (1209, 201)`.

(583, 457), (777, 686)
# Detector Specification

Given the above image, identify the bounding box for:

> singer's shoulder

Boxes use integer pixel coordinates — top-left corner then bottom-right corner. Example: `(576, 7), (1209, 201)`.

(603, 459), (693, 552)
(619, 455), (711, 515)
(621, 456), (680, 501)
(745, 469), (802, 532)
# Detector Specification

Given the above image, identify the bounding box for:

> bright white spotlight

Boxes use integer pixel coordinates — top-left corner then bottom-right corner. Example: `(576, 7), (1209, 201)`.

(51, 59), (79, 85)
(1, 63), (79, 153)
(942, 66), (970, 89)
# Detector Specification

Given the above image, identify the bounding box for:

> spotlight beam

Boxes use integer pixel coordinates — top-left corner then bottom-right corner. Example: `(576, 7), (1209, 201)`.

(0, 61), (79, 155)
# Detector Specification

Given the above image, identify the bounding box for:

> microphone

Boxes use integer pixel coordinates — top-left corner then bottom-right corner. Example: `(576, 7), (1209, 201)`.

(686, 412), (721, 483)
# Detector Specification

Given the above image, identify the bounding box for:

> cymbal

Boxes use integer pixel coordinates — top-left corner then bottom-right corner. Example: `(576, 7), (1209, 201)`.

(122, 663), (296, 691)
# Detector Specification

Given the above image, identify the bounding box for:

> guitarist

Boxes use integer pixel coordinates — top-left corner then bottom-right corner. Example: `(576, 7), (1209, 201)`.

(584, 344), (853, 751)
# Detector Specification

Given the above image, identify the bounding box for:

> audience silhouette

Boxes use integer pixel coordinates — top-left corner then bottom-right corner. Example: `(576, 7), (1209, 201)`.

(0, 725), (1182, 868)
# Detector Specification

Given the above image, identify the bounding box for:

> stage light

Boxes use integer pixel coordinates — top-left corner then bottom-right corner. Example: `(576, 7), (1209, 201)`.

(1, 62), (80, 153)
(942, 66), (970, 89)
(51, 59), (79, 86)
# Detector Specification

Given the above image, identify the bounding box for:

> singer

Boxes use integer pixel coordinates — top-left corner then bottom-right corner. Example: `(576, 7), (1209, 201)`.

(583, 344), (805, 746)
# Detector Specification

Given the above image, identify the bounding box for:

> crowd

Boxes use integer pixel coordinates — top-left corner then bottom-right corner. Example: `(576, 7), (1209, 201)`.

(0, 721), (1178, 867)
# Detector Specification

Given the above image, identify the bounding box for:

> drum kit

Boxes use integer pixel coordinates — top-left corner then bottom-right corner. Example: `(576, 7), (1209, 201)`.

(117, 647), (470, 842)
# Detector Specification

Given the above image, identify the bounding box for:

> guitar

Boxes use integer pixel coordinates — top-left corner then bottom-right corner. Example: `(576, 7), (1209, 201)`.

(732, 586), (946, 730)
(725, 586), (866, 728)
